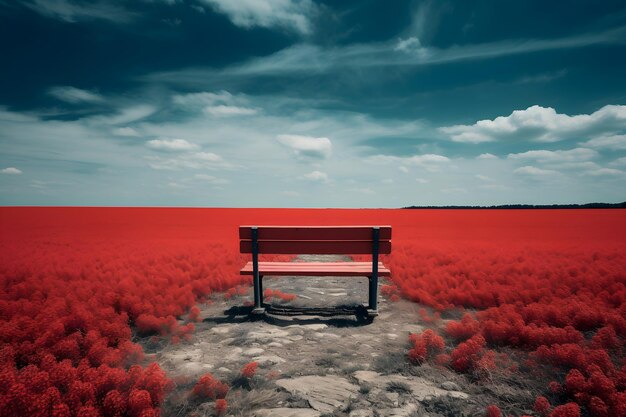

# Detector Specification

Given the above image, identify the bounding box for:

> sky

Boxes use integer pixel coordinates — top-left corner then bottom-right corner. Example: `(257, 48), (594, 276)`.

(1, 0), (626, 207)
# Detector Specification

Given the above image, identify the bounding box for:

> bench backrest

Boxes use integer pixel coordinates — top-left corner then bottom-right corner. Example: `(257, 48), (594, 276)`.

(239, 226), (392, 254)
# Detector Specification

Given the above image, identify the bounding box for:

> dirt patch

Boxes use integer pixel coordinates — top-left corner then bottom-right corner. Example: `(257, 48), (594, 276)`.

(151, 255), (534, 416)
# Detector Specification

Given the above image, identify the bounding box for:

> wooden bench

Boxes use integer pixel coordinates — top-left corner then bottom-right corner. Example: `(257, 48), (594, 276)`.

(239, 226), (392, 318)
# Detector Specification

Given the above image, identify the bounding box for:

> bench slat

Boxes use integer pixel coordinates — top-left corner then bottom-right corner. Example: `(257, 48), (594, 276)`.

(240, 261), (391, 276)
(239, 240), (392, 254)
(239, 226), (391, 241)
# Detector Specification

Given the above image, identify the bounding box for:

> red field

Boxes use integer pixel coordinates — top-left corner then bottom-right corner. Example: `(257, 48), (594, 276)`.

(1, 208), (625, 417)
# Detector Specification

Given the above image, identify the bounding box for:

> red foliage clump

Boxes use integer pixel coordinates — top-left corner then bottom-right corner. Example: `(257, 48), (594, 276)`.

(549, 403), (581, 417)
(241, 361), (258, 378)
(263, 288), (297, 302)
(446, 313), (480, 341)
(408, 329), (445, 364)
(534, 396), (551, 415)
(192, 373), (229, 400)
(486, 404), (501, 417)
(215, 398), (227, 415)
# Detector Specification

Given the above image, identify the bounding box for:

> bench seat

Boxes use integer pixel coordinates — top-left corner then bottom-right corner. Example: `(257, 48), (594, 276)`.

(240, 261), (391, 277)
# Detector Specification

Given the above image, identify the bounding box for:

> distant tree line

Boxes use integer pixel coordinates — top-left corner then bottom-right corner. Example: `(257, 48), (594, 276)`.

(403, 202), (626, 209)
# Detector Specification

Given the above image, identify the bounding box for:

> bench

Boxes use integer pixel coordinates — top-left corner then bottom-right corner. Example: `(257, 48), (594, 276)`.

(239, 226), (392, 318)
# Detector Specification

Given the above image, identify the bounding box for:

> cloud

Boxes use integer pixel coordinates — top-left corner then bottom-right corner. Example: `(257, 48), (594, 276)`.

(193, 174), (229, 185)
(146, 138), (198, 152)
(199, 0), (317, 35)
(303, 170), (328, 182)
(88, 105), (156, 125)
(145, 26), (626, 85)
(146, 151), (231, 171)
(415, 178), (429, 183)
(477, 153), (498, 159)
(204, 105), (257, 117)
(173, 91), (257, 116)
(276, 134), (332, 159)
(48, 86), (104, 104)
(1, 167), (22, 175)
(22, 0), (135, 23)
(513, 165), (560, 177)
(507, 148), (598, 163)
(582, 134), (626, 150)
(112, 127), (140, 137)
(440, 105), (626, 143)
(367, 153), (449, 172)
(581, 168), (625, 177)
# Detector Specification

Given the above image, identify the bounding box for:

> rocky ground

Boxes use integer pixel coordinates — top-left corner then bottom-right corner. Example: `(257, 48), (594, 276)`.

(148, 256), (535, 417)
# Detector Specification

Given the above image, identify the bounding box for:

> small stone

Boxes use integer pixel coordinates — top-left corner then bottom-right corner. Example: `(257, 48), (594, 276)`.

(243, 348), (265, 356)
(267, 342), (283, 348)
(253, 355), (286, 365)
(440, 381), (461, 391)
(349, 410), (374, 417)
(253, 408), (320, 417)
(210, 325), (232, 334)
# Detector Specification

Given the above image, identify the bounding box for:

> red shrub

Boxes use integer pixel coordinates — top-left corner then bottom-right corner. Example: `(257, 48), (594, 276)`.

(241, 362), (258, 379)
(192, 373), (229, 400)
(446, 313), (480, 341)
(486, 404), (501, 417)
(450, 335), (486, 373)
(215, 399), (227, 415)
(534, 396), (551, 415)
(549, 403), (581, 417)
(408, 329), (445, 364)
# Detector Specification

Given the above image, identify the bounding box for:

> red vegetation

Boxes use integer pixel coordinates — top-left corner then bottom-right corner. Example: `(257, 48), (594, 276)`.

(214, 398), (227, 415)
(486, 404), (501, 417)
(241, 361), (258, 379)
(408, 329), (445, 364)
(263, 288), (297, 302)
(534, 396), (551, 415)
(192, 373), (229, 400)
(1, 208), (625, 416)
(549, 403), (581, 417)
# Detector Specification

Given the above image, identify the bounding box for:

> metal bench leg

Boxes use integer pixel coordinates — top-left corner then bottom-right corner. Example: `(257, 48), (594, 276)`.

(252, 274), (265, 315)
(368, 275), (379, 317)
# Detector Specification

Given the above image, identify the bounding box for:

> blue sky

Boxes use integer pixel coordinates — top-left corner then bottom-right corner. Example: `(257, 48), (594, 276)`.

(1, 0), (625, 207)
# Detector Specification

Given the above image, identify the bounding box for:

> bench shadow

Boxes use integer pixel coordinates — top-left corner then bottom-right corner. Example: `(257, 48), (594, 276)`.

(202, 304), (373, 328)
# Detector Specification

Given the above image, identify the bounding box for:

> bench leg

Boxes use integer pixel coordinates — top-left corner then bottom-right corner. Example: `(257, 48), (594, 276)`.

(252, 274), (265, 314)
(368, 275), (379, 317)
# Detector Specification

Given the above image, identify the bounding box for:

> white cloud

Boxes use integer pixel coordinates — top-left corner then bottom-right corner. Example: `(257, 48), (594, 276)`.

(303, 170), (328, 182)
(146, 138), (198, 152)
(406, 154), (449, 165)
(513, 165), (560, 177)
(367, 153), (449, 173)
(507, 148), (598, 163)
(193, 174), (229, 185)
(475, 174), (494, 182)
(610, 157), (626, 166)
(204, 105), (257, 117)
(399, 166), (409, 173)
(48, 86), (104, 103)
(582, 134), (626, 150)
(477, 153), (497, 159)
(88, 105), (156, 125)
(581, 168), (625, 177)
(199, 0), (317, 34)
(23, 0), (135, 23)
(1, 167), (22, 175)
(145, 26), (626, 85)
(173, 91), (257, 116)
(112, 127), (140, 137)
(415, 178), (429, 183)
(277, 134), (332, 159)
(440, 105), (626, 143)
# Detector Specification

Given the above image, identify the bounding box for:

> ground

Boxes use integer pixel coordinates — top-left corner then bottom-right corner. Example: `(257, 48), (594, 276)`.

(150, 256), (537, 417)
